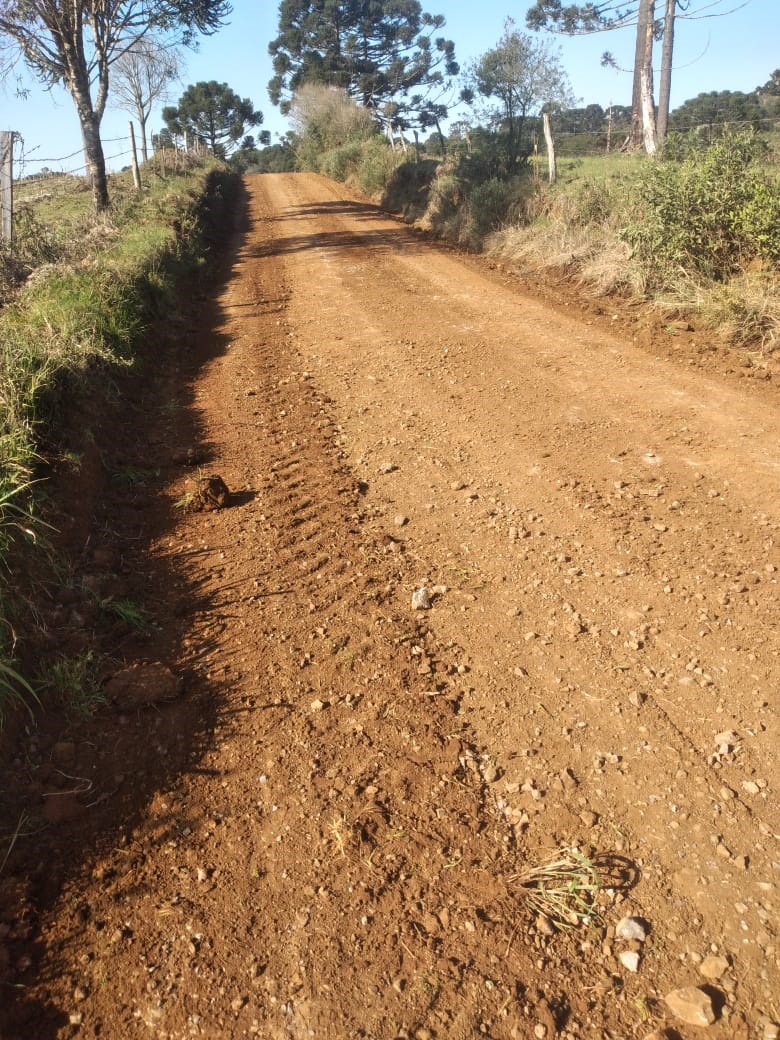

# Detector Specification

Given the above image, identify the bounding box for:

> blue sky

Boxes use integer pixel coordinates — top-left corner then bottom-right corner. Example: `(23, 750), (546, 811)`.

(1, 0), (777, 175)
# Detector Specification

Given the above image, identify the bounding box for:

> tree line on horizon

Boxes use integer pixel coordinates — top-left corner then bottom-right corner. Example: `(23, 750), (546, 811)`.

(0, 0), (777, 210)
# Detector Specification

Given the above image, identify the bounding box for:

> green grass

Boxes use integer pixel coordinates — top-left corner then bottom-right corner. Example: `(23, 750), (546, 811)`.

(0, 659), (41, 727)
(0, 154), (235, 730)
(45, 651), (106, 719)
(99, 598), (150, 630)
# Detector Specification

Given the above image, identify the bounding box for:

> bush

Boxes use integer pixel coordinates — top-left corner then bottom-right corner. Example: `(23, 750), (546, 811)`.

(320, 141), (365, 182)
(624, 130), (780, 286)
(462, 177), (518, 246)
(354, 138), (400, 196)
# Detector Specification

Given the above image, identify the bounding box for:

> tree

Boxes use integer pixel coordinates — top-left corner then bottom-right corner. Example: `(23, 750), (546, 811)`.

(668, 89), (766, 142)
(268, 0), (459, 133)
(162, 81), (264, 157)
(0, 0), (230, 210)
(526, 0), (742, 151)
(464, 20), (573, 173)
(527, 0), (656, 149)
(288, 82), (375, 168)
(111, 37), (182, 162)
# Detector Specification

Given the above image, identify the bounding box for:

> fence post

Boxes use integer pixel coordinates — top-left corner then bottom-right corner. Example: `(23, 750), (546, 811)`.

(543, 113), (557, 185)
(0, 131), (13, 243)
(128, 121), (142, 193)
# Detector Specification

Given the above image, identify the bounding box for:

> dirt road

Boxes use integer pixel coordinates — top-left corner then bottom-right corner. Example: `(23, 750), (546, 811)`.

(1, 173), (777, 1039)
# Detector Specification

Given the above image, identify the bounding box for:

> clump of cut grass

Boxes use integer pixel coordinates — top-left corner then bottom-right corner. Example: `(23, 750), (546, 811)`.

(45, 651), (105, 719)
(100, 598), (150, 630)
(510, 847), (603, 929)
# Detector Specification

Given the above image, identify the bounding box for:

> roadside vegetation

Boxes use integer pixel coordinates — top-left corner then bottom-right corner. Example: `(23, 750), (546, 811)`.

(0, 155), (237, 727)
(278, 81), (779, 355)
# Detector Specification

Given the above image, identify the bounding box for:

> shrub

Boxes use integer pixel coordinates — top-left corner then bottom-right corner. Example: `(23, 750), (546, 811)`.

(354, 138), (400, 196)
(462, 177), (517, 247)
(623, 130), (780, 287)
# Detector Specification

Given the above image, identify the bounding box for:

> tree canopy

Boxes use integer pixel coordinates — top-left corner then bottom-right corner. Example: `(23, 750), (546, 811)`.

(464, 20), (573, 172)
(111, 37), (182, 162)
(0, 0), (231, 209)
(668, 89), (767, 136)
(162, 81), (265, 157)
(268, 0), (459, 131)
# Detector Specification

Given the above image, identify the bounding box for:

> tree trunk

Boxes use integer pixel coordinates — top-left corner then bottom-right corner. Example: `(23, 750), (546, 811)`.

(630, 0), (655, 150)
(641, 65), (658, 156)
(80, 107), (110, 210)
(657, 0), (676, 143)
(434, 117), (447, 158)
(641, 2), (657, 156)
(139, 113), (149, 162)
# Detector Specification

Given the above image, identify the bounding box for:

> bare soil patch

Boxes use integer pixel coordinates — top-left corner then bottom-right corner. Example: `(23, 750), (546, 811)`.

(1, 173), (777, 1040)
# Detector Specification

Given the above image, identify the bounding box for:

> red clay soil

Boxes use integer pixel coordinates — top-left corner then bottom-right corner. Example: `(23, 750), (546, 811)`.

(0, 173), (778, 1040)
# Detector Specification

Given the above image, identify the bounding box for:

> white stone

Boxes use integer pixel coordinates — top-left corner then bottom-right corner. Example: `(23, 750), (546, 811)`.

(615, 916), (648, 942)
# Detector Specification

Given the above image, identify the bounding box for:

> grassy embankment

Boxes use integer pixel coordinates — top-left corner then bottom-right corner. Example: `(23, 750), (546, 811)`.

(0, 156), (238, 727)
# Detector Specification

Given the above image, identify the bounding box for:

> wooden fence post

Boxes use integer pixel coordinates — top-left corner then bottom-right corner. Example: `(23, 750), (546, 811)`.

(0, 131), (13, 243)
(543, 113), (557, 185)
(129, 122), (142, 193)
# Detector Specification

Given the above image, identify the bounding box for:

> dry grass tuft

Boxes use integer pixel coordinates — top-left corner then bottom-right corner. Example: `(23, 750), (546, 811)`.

(510, 847), (603, 929)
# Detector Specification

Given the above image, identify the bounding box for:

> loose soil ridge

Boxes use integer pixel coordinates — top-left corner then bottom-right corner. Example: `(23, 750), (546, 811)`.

(0, 173), (777, 1039)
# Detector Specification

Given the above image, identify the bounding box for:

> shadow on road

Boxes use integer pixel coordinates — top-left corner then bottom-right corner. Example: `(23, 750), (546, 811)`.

(0, 180), (254, 1039)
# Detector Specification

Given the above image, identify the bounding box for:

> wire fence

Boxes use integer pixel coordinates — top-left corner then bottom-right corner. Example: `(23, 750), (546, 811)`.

(2, 108), (778, 220)
(3, 129), (211, 217)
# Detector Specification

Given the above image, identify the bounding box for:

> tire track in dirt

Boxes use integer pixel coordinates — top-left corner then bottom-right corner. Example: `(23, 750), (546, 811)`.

(1, 174), (776, 1040)
(249, 173), (778, 1030)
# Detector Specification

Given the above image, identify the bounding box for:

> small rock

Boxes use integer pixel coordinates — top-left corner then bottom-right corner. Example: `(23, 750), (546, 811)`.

(52, 741), (77, 768)
(378, 462), (397, 474)
(105, 662), (182, 709)
(69, 1012), (84, 1026)
(73, 986), (88, 1002)
(231, 996), (247, 1012)
(579, 810), (599, 828)
(560, 767), (578, 789)
(619, 950), (640, 973)
(536, 913), (555, 936)
(615, 916), (648, 942)
(713, 730), (739, 750)
(699, 955), (729, 980)
(758, 1018), (779, 1040)
(533, 1026), (547, 1039)
(41, 791), (86, 824)
(664, 986), (717, 1026)
(309, 698), (326, 712)
(411, 587), (432, 610)
(394, 514), (409, 527)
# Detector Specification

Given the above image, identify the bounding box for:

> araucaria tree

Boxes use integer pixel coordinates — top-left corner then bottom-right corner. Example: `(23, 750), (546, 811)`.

(0, 0), (230, 210)
(268, 0), (459, 133)
(162, 81), (265, 157)
(465, 20), (573, 173)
